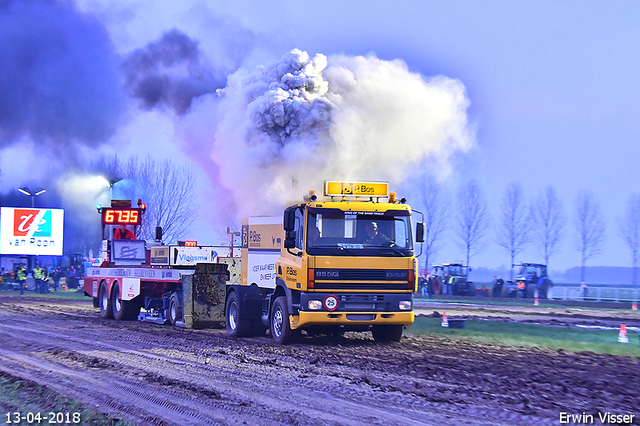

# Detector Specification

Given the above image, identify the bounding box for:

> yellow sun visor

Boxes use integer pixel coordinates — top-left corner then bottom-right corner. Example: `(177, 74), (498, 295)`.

(324, 181), (389, 197)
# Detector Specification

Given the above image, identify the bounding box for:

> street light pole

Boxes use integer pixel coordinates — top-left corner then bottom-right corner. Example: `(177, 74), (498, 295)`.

(98, 177), (123, 204)
(18, 187), (46, 207)
(17, 187), (46, 273)
(227, 227), (241, 257)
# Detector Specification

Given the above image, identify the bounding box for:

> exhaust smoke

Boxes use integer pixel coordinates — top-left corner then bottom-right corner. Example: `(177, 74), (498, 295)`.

(207, 49), (474, 217)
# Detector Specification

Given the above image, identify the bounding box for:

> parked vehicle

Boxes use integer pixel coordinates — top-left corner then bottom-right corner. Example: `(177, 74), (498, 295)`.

(432, 263), (475, 296)
(503, 263), (553, 298)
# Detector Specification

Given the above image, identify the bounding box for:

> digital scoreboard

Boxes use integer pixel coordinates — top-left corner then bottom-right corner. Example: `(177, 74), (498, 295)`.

(101, 208), (143, 225)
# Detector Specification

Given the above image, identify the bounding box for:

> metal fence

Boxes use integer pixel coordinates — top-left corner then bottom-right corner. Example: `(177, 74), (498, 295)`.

(550, 285), (640, 303)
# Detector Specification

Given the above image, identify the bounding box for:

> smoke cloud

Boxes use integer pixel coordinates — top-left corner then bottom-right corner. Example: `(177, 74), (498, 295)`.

(0, 0), (124, 148)
(122, 29), (228, 115)
(0, 0), (474, 248)
(209, 49), (474, 217)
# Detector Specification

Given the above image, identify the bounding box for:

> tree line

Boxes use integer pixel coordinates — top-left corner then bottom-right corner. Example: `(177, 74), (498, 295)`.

(419, 177), (640, 284)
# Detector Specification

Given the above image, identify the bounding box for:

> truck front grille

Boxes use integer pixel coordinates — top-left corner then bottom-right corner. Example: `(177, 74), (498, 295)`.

(314, 282), (408, 291)
(314, 269), (408, 281)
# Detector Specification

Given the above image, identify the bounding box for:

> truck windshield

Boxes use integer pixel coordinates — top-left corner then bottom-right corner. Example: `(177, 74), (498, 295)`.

(306, 208), (413, 257)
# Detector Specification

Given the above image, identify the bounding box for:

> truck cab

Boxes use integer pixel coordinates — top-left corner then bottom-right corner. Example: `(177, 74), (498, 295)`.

(226, 181), (424, 344)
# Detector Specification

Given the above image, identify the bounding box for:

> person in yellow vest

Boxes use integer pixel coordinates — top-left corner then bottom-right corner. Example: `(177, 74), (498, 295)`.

(40, 266), (50, 294)
(16, 263), (27, 295)
(32, 265), (44, 294)
(448, 274), (456, 296)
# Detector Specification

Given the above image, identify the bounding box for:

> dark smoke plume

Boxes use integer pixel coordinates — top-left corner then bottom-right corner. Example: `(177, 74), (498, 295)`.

(123, 29), (227, 115)
(0, 0), (124, 148)
(210, 49), (474, 217)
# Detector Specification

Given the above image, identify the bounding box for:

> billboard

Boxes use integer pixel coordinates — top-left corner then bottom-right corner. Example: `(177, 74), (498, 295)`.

(0, 207), (64, 256)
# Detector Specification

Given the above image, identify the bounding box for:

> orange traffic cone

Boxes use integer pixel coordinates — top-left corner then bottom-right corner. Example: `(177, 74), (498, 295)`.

(63, 285), (68, 291)
(618, 324), (629, 344)
(534, 298), (539, 306)
(632, 302), (638, 311)
(441, 311), (449, 328)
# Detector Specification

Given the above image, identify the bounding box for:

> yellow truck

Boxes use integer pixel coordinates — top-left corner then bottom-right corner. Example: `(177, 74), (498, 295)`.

(226, 180), (424, 343)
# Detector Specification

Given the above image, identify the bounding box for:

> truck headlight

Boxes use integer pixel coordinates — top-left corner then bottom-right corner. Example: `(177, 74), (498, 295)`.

(399, 300), (412, 310)
(308, 300), (322, 310)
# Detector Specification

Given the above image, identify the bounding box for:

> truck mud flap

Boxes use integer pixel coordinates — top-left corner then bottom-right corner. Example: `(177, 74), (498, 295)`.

(183, 263), (228, 329)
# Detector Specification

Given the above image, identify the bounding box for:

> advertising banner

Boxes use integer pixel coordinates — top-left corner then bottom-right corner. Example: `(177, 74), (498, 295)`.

(111, 239), (146, 262)
(0, 207), (64, 256)
(246, 251), (279, 289)
(241, 217), (283, 250)
(169, 245), (233, 266)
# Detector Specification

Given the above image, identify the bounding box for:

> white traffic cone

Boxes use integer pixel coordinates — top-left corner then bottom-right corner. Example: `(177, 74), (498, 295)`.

(441, 311), (449, 328)
(618, 324), (629, 344)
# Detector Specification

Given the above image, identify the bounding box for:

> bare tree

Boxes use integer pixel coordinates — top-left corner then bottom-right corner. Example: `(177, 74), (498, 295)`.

(126, 155), (196, 244)
(496, 182), (531, 281)
(619, 193), (640, 286)
(574, 191), (605, 283)
(90, 154), (124, 183)
(89, 154), (196, 244)
(455, 180), (490, 267)
(531, 186), (566, 269)
(419, 175), (450, 271)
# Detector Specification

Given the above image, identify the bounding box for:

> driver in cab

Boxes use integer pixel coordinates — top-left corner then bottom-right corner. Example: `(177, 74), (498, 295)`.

(364, 221), (392, 246)
(115, 223), (136, 240)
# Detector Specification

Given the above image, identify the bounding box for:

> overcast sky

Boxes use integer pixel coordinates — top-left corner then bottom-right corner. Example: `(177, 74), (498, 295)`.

(1, 0), (639, 273)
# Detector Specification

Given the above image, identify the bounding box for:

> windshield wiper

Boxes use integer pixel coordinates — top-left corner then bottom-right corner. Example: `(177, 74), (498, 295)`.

(310, 244), (358, 255)
(378, 246), (408, 257)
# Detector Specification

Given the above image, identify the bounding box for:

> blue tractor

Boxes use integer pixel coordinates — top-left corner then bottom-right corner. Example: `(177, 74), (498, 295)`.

(503, 263), (553, 298)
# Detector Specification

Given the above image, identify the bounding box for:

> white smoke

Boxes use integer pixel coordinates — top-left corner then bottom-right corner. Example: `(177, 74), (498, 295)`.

(208, 49), (474, 218)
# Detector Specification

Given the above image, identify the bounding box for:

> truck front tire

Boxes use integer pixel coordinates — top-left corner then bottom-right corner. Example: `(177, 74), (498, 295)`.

(270, 296), (298, 345)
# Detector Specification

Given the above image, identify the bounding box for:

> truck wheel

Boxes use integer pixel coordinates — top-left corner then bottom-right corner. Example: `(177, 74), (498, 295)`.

(270, 296), (298, 345)
(226, 291), (251, 338)
(99, 282), (113, 319)
(372, 325), (403, 342)
(111, 282), (139, 321)
(168, 293), (182, 326)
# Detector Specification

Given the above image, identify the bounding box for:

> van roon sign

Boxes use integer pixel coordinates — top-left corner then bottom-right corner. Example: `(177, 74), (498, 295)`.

(0, 207), (64, 256)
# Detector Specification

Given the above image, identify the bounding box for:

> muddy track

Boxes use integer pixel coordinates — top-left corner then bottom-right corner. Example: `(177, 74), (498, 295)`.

(1, 295), (638, 425)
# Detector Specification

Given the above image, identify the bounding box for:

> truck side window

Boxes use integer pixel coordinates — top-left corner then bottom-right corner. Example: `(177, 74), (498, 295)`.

(294, 208), (304, 250)
(393, 219), (406, 247)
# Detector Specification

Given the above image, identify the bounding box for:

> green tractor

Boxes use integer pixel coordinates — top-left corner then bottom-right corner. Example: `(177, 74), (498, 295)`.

(432, 263), (475, 296)
(503, 263), (553, 298)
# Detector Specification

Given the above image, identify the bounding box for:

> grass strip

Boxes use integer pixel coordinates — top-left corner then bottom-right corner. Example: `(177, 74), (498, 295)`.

(0, 372), (133, 425)
(415, 296), (632, 311)
(408, 317), (640, 357)
(0, 290), (87, 301)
